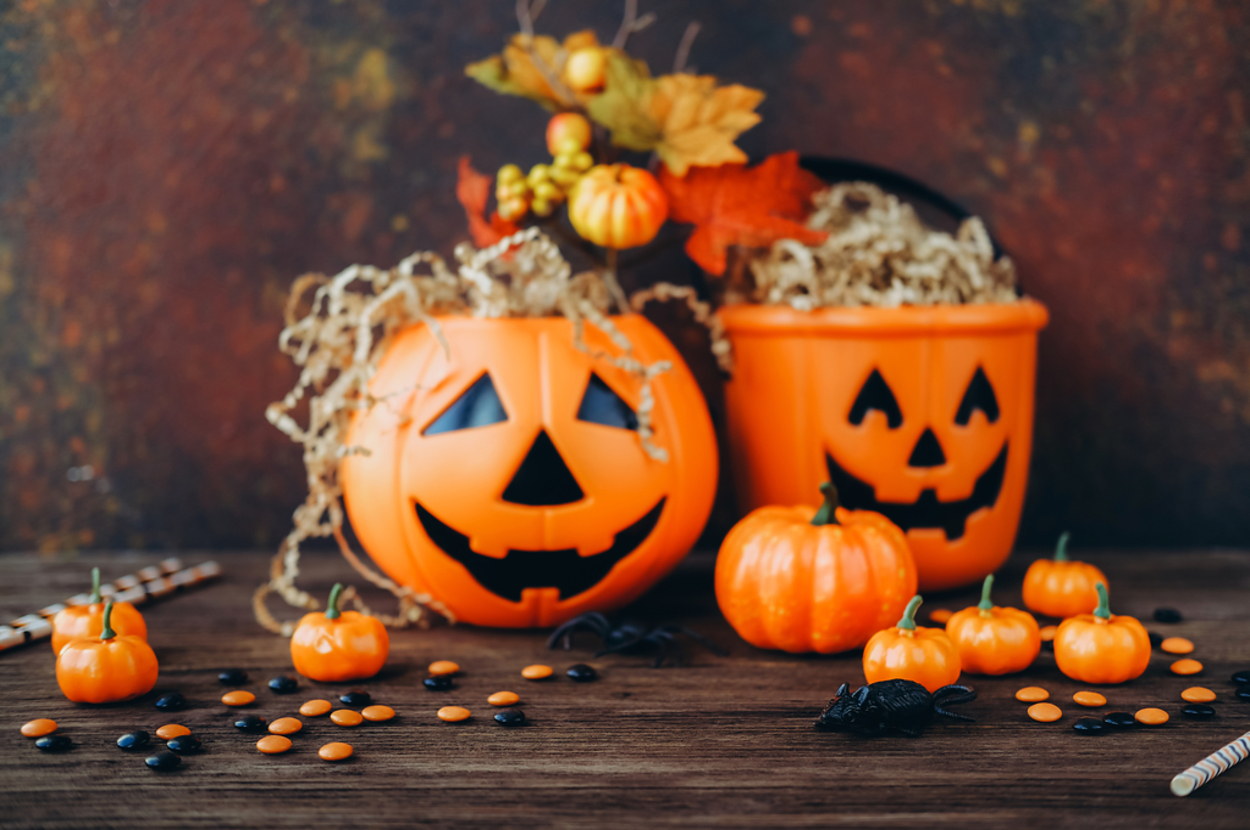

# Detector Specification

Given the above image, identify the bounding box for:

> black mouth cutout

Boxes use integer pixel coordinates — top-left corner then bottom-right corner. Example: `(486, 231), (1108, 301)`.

(414, 499), (666, 602)
(825, 444), (1007, 541)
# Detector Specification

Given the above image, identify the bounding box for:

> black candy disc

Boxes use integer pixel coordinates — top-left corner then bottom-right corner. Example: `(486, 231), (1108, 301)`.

(567, 664), (598, 682)
(423, 676), (454, 691)
(1073, 718), (1107, 735)
(167, 735), (202, 754)
(1182, 704), (1216, 719)
(35, 734), (72, 751)
(1102, 712), (1137, 728)
(154, 692), (186, 711)
(233, 715), (267, 733)
(268, 675), (298, 694)
(217, 669), (248, 685)
(340, 691), (371, 706)
(1233, 686), (1250, 702)
(117, 731), (151, 750)
(494, 708), (527, 727)
(1147, 631), (1164, 649)
(145, 751), (182, 771)
(1232, 669), (1250, 685)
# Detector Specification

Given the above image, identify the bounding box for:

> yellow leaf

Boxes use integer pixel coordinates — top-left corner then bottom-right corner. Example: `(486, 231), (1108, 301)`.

(465, 29), (600, 112)
(645, 74), (764, 176)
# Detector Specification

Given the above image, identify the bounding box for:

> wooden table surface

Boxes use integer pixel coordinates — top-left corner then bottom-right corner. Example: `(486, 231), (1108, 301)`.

(1, 548), (1248, 829)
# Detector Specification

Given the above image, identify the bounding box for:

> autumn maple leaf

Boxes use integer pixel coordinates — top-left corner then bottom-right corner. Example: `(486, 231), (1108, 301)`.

(456, 156), (519, 249)
(465, 30), (599, 111)
(588, 54), (764, 176)
(659, 152), (828, 276)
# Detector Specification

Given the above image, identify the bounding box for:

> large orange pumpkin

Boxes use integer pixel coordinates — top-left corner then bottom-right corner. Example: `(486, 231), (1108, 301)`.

(340, 314), (718, 628)
(714, 482), (917, 654)
(720, 301), (1048, 592)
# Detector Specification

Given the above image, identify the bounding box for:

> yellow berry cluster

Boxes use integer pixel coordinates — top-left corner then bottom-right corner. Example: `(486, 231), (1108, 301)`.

(495, 139), (594, 221)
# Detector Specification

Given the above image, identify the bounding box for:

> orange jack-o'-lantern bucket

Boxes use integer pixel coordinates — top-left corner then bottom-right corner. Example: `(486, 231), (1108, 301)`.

(720, 300), (1048, 592)
(340, 314), (718, 628)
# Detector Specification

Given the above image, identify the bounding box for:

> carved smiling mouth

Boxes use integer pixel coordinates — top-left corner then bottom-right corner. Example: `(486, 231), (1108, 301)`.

(414, 499), (666, 602)
(825, 444), (1007, 541)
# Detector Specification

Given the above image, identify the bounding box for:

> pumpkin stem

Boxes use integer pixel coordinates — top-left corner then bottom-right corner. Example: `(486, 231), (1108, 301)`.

(99, 601), (116, 641)
(1054, 531), (1071, 562)
(88, 567), (102, 605)
(325, 583), (344, 621)
(810, 482), (842, 526)
(896, 595), (923, 631)
(977, 574), (995, 615)
(1093, 582), (1111, 621)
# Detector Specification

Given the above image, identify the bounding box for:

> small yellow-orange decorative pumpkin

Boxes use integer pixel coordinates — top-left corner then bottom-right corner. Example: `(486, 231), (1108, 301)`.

(568, 164), (668, 249)
(1022, 532), (1108, 618)
(340, 314), (717, 628)
(714, 482), (917, 653)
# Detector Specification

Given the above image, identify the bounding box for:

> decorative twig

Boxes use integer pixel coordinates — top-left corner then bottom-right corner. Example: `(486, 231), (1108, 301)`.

(515, 0), (580, 110)
(673, 21), (701, 74)
(612, 0), (656, 50)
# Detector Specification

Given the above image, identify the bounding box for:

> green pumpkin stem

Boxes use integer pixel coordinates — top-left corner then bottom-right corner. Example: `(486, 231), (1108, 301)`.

(978, 574), (995, 613)
(100, 601), (116, 641)
(896, 595), (923, 631)
(1093, 582), (1111, 621)
(810, 482), (842, 526)
(1054, 531), (1071, 562)
(88, 567), (102, 605)
(325, 583), (344, 620)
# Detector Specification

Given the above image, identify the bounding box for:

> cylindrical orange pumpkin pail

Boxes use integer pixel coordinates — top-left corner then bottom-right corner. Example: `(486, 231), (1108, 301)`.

(340, 314), (718, 628)
(720, 300), (1048, 592)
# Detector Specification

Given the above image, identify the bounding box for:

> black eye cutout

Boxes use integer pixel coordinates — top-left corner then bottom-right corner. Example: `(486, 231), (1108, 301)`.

(954, 367), (1000, 426)
(848, 369), (902, 429)
(422, 373), (508, 435)
(577, 373), (638, 431)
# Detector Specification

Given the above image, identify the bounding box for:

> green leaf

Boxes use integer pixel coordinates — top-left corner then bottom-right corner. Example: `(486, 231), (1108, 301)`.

(587, 53), (661, 151)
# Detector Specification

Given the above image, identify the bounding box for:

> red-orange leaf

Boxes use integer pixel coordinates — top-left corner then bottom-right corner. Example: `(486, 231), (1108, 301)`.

(659, 151), (827, 275)
(456, 156), (519, 248)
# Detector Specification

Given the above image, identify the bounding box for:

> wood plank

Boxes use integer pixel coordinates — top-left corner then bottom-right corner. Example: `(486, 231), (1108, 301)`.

(1, 549), (1248, 829)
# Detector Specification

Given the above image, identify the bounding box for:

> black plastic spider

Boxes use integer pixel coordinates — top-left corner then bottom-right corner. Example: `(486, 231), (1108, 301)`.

(546, 612), (728, 667)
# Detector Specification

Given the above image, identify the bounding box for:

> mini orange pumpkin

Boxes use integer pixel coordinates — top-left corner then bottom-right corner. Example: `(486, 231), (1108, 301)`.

(51, 568), (147, 655)
(1022, 532), (1108, 618)
(340, 314), (718, 628)
(945, 574), (1040, 675)
(56, 602), (159, 704)
(863, 596), (962, 693)
(715, 482), (917, 654)
(1054, 583), (1150, 684)
(291, 584), (389, 682)
(568, 164), (668, 249)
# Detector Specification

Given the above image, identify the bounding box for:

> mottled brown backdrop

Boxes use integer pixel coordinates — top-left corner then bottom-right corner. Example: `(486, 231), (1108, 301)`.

(1, 0), (1247, 554)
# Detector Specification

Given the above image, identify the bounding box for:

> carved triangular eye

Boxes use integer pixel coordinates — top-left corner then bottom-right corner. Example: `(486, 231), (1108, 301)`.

(577, 373), (638, 430)
(955, 367), (1000, 426)
(848, 369), (902, 429)
(423, 373), (508, 435)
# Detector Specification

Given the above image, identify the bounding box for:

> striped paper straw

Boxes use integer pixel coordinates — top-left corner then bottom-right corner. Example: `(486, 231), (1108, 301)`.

(1171, 729), (1250, 796)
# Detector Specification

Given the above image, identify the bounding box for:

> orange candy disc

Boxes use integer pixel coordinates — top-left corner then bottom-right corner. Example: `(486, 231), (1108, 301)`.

(1181, 687), (1216, 703)
(488, 691), (521, 707)
(299, 699), (333, 717)
(428, 660), (460, 676)
(1171, 658), (1203, 676)
(362, 705), (395, 722)
(269, 717), (303, 735)
(1160, 637), (1194, 655)
(1027, 702), (1063, 723)
(21, 719), (57, 738)
(1015, 687), (1049, 703)
(1135, 707), (1169, 725)
(928, 609), (953, 624)
(155, 724), (191, 740)
(319, 742), (353, 761)
(521, 664), (553, 680)
(437, 706), (471, 722)
(330, 709), (363, 727)
(257, 735), (292, 755)
(1039, 625), (1058, 642)
(1073, 691), (1107, 707)
(221, 690), (256, 706)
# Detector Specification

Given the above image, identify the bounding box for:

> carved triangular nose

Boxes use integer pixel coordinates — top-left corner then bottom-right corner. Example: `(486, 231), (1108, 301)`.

(501, 431), (584, 506)
(907, 428), (947, 468)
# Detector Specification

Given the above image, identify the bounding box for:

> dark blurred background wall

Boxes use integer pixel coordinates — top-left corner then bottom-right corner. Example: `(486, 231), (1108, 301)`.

(1, 0), (1247, 554)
